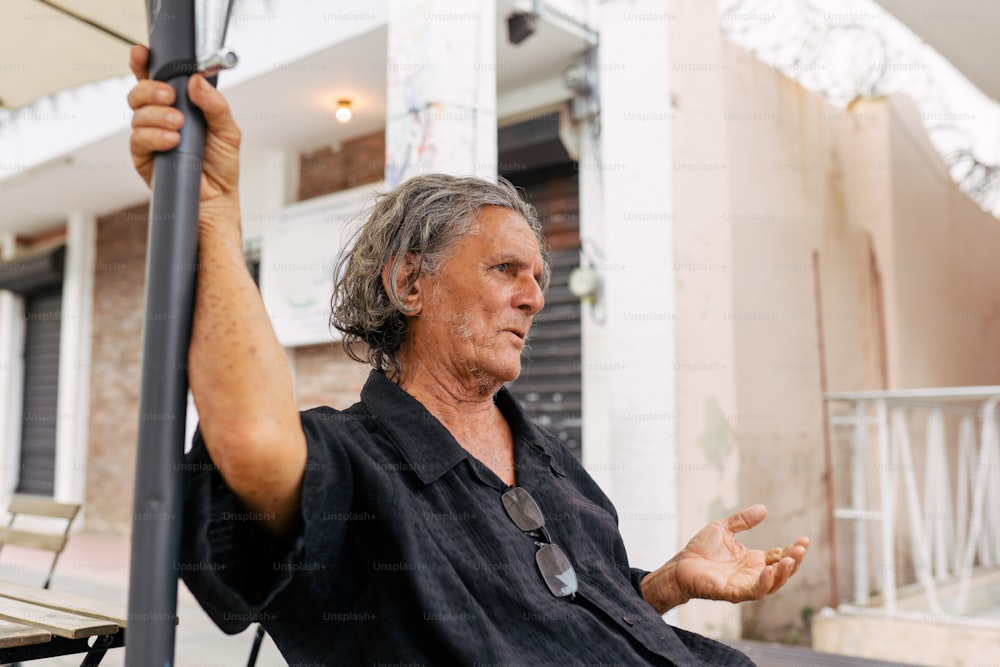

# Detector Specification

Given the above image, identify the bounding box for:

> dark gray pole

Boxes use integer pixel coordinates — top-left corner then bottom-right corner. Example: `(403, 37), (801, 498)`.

(126, 1), (203, 664)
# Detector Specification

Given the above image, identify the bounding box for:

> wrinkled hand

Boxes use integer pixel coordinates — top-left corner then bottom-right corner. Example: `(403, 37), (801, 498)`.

(126, 45), (242, 224)
(641, 505), (809, 614)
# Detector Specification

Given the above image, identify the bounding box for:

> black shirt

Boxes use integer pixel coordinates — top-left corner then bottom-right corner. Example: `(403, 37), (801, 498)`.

(180, 370), (753, 666)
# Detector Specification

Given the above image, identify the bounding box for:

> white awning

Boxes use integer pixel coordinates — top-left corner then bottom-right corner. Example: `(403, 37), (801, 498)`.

(0, 0), (146, 110)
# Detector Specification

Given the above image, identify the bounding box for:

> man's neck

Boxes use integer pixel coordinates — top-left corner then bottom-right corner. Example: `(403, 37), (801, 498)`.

(394, 359), (517, 484)
(397, 363), (500, 433)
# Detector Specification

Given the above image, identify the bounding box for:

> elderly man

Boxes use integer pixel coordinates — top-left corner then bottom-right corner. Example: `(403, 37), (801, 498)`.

(128, 45), (808, 665)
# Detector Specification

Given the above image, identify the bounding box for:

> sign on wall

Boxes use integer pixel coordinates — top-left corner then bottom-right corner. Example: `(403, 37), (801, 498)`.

(261, 181), (384, 347)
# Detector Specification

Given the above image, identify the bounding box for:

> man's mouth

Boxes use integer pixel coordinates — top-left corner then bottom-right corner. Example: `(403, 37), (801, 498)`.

(504, 328), (526, 341)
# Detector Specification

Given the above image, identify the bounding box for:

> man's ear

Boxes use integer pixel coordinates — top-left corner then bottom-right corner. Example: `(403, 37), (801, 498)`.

(381, 254), (422, 314)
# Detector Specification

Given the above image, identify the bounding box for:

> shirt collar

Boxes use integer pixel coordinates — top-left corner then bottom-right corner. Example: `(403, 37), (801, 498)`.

(359, 370), (560, 485)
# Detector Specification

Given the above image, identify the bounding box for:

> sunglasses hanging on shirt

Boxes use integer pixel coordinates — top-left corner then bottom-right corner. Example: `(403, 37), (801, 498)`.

(501, 486), (579, 598)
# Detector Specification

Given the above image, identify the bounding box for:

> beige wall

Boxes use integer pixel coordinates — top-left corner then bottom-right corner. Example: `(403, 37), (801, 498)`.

(672, 33), (1000, 642)
(668, 0), (741, 639)
(878, 96), (1000, 389)
(722, 43), (857, 641)
(668, 37), (847, 639)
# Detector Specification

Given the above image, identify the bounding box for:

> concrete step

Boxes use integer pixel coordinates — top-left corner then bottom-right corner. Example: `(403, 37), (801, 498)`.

(726, 639), (923, 667)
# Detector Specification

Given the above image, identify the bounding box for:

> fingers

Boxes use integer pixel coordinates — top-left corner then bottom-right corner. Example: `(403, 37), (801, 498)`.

(129, 45), (150, 81)
(767, 556), (797, 594)
(126, 69), (242, 191)
(126, 46), (241, 192)
(130, 126), (181, 158)
(127, 78), (176, 115)
(127, 74), (238, 154)
(126, 45), (175, 148)
(127, 53), (238, 147)
(724, 504), (767, 534)
(787, 537), (809, 575)
(745, 556), (793, 601)
(753, 561), (776, 598)
(763, 537), (809, 595)
(129, 84), (184, 157)
(187, 75), (241, 145)
(131, 104), (183, 134)
(188, 74), (215, 106)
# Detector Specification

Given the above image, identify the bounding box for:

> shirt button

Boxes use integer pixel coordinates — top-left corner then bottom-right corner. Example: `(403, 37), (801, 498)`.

(622, 615), (634, 626)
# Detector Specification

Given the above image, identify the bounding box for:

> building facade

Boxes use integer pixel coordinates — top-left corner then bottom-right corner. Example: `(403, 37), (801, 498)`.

(2, 0), (999, 653)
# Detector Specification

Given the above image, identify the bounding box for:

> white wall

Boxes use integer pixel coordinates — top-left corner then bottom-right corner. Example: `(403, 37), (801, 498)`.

(54, 212), (96, 506)
(0, 234), (25, 503)
(577, 0), (679, 591)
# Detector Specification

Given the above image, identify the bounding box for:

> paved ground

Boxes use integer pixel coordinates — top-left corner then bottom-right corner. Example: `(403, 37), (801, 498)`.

(0, 530), (286, 666)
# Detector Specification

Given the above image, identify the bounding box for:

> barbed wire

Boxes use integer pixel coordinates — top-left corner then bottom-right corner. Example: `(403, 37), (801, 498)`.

(719, 0), (1000, 218)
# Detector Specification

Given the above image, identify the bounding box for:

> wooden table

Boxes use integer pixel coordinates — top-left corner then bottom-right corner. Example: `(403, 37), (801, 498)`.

(0, 580), (126, 665)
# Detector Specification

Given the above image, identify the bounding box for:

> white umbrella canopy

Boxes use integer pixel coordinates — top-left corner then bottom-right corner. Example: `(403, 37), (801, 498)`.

(0, 0), (147, 110)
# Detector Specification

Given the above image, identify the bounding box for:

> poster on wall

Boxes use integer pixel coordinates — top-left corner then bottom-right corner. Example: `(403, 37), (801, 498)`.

(261, 181), (384, 347)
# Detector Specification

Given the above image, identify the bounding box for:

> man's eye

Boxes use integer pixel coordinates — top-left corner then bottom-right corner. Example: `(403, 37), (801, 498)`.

(495, 263), (512, 273)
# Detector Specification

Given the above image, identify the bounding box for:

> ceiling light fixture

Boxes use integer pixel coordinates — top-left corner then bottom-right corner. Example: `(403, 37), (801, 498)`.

(335, 99), (352, 123)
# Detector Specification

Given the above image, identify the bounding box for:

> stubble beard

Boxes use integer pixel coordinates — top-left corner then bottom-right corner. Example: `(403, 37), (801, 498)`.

(445, 312), (524, 395)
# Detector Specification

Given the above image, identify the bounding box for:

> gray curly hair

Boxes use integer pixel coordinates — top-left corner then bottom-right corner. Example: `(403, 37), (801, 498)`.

(330, 173), (551, 376)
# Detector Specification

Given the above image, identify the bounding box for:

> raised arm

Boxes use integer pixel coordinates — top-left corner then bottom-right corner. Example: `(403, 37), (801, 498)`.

(128, 45), (306, 537)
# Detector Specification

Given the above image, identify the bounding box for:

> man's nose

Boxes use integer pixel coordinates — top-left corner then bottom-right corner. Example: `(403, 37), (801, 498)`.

(517, 276), (545, 315)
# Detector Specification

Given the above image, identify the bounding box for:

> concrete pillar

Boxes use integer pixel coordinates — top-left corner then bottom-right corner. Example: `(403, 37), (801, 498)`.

(384, 0), (497, 184)
(579, 0), (678, 591)
(669, 0), (740, 638)
(0, 233), (25, 501)
(55, 212), (96, 506)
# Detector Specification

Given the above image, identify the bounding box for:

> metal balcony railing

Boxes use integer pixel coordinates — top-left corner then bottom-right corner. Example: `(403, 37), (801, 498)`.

(826, 387), (1000, 622)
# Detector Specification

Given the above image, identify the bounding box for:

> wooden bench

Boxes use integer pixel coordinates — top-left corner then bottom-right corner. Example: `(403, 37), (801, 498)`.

(0, 494), (126, 664)
(0, 580), (126, 664)
(0, 494), (81, 590)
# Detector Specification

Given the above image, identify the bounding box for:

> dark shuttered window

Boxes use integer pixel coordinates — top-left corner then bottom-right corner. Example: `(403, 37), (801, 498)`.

(0, 245), (66, 496)
(503, 163), (582, 460)
(16, 285), (62, 495)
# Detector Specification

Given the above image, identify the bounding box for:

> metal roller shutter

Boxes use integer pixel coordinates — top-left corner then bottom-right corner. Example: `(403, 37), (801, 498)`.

(16, 285), (62, 495)
(505, 165), (582, 459)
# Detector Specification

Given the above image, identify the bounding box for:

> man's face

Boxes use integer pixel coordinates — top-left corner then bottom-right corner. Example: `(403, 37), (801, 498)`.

(405, 205), (546, 391)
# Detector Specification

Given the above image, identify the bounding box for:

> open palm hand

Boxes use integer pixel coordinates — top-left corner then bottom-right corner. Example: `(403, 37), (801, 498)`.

(641, 505), (809, 613)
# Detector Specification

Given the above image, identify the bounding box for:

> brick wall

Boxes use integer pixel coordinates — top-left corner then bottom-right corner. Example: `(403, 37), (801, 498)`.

(298, 132), (385, 201)
(291, 131), (385, 408)
(87, 203), (148, 534)
(292, 343), (370, 411)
